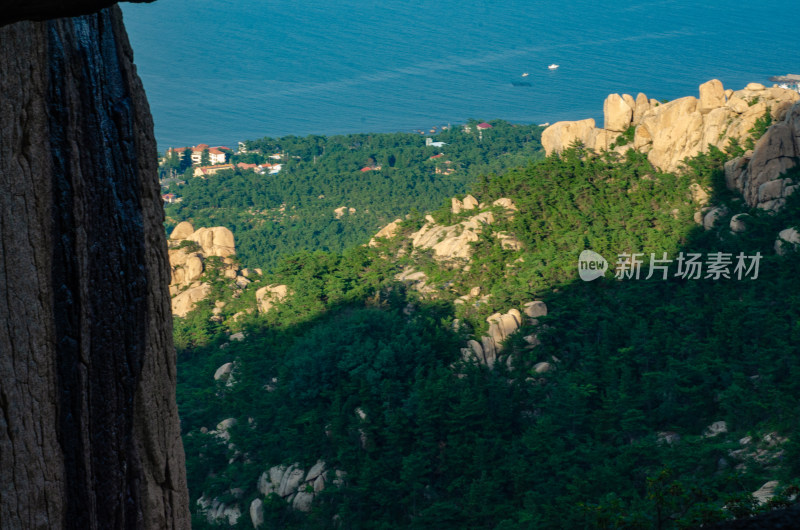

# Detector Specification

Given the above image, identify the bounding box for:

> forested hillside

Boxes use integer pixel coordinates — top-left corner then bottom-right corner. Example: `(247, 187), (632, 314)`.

(163, 120), (544, 270)
(173, 110), (800, 527)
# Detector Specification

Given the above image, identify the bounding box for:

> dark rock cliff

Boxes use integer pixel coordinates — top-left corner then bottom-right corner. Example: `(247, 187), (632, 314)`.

(0, 3), (189, 529)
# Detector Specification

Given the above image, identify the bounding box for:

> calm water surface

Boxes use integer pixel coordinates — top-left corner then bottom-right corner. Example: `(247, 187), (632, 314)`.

(122, 0), (799, 151)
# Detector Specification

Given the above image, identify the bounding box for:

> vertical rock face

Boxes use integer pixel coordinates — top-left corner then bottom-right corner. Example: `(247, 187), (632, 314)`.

(0, 6), (189, 530)
(726, 101), (800, 210)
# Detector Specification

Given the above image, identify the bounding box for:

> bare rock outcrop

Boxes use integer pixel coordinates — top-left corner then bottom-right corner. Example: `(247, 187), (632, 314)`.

(463, 303), (547, 367)
(172, 283), (213, 318)
(187, 226), (236, 257)
(250, 499), (265, 528)
(368, 218), (402, 246)
(0, 5), (189, 529)
(604, 93), (634, 132)
(541, 118), (599, 155)
(255, 461), (339, 515)
(725, 101), (800, 209)
(523, 301), (548, 320)
(167, 225), (244, 313)
(370, 196), (523, 261)
(170, 221), (195, 240)
(543, 80), (800, 175)
(632, 93), (652, 125)
(169, 249), (204, 286)
(213, 362), (237, 387)
(197, 496), (241, 526)
(168, 224), (236, 286)
(492, 197), (518, 211)
(698, 79), (725, 113)
(775, 228), (800, 255)
(256, 284), (290, 313)
(729, 213), (749, 233)
(395, 269), (435, 294)
(462, 194), (479, 210)
(410, 211), (495, 260)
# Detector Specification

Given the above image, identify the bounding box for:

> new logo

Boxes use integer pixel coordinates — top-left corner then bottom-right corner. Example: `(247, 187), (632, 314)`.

(578, 250), (608, 281)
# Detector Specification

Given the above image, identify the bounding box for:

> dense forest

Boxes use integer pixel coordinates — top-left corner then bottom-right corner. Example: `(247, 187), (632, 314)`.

(173, 119), (800, 528)
(162, 120), (544, 270)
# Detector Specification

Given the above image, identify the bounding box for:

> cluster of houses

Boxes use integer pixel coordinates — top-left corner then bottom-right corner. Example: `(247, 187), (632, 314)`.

(160, 144), (286, 203)
(166, 143), (231, 165)
(189, 161), (283, 178)
(165, 143), (284, 178)
(233, 161), (283, 175)
(161, 125), (488, 203)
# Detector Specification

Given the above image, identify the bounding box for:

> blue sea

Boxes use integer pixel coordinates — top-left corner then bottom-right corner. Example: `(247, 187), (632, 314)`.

(122, 0), (798, 152)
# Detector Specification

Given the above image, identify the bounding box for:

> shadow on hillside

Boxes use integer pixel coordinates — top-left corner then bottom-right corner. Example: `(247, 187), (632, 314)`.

(179, 148), (800, 529)
(492, 147), (800, 527)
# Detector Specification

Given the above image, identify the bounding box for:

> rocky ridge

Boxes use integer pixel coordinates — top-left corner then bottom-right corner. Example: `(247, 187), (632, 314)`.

(369, 196), (551, 371)
(542, 80), (799, 175)
(403, 195), (521, 262)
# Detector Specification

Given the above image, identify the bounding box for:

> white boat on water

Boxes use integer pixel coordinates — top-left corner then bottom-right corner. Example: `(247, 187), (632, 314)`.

(548, 64), (559, 70)
(521, 72), (529, 77)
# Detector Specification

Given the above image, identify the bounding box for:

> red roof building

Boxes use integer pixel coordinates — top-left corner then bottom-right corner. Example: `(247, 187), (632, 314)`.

(193, 164), (235, 177)
(476, 122), (493, 130)
(167, 144), (230, 165)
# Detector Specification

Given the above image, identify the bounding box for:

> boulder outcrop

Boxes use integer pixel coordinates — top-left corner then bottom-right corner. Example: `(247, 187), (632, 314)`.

(197, 496), (241, 526)
(604, 93), (634, 132)
(170, 221), (195, 240)
(168, 224), (236, 285)
(462, 302), (547, 367)
(250, 499), (265, 528)
(395, 269), (435, 294)
(368, 218), (403, 246)
(254, 461), (341, 517)
(543, 80), (800, 174)
(410, 211), (495, 260)
(725, 101), (800, 209)
(187, 226), (236, 257)
(172, 283), (213, 317)
(752, 481), (779, 505)
(370, 196), (523, 266)
(168, 225), (249, 315)
(256, 284), (290, 313)
(775, 228), (800, 255)
(541, 118), (601, 156)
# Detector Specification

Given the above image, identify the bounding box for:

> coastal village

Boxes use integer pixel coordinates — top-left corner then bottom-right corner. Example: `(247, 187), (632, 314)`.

(157, 125), (495, 204)
(164, 143), (284, 177)
(160, 143), (284, 203)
